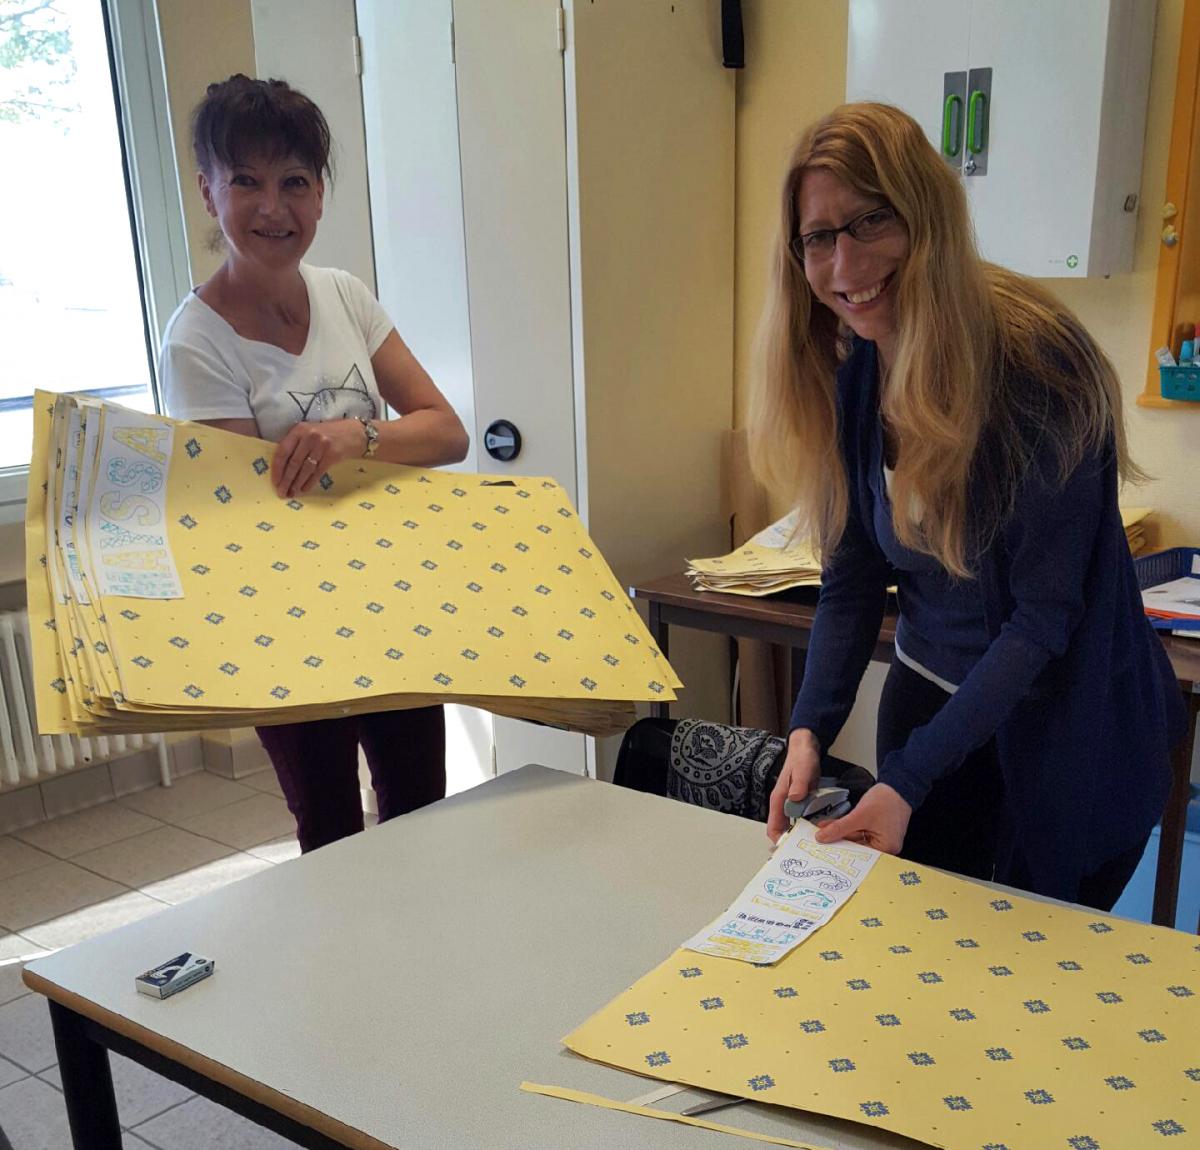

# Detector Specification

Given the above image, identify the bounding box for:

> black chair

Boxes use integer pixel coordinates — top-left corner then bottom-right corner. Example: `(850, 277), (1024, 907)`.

(613, 716), (874, 816)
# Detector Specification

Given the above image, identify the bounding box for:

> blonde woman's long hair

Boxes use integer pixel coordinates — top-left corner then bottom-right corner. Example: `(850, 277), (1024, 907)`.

(750, 103), (1140, 577)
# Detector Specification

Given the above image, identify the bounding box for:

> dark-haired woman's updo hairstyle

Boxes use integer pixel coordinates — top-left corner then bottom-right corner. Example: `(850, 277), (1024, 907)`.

(191, 74), (333, 183)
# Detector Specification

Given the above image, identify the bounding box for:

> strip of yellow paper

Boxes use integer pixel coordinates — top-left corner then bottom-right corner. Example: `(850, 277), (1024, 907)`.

(564, 851), (1199, 1150)
(519, 1082), (832, 1150)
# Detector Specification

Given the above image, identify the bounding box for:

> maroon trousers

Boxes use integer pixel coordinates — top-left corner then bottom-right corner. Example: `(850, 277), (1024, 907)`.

(256, 706), (446, 853)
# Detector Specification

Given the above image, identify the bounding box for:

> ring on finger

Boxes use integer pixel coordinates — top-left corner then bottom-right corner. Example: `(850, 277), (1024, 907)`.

(303, 455), (320, 468)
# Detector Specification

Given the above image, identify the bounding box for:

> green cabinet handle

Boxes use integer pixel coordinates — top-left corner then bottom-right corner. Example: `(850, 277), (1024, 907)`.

(942, 93), (963, 157)
(967, 90), (988, 154)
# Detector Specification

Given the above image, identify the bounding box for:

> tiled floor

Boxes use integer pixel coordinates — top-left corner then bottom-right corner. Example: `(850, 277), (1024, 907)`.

(0, 767), (376, 1150)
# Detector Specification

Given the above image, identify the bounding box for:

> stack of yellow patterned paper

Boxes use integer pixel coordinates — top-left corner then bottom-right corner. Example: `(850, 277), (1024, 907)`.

(539, 832), (1199, 1150)
(26, 391), (680, 737)
(687, 511), (821, 597)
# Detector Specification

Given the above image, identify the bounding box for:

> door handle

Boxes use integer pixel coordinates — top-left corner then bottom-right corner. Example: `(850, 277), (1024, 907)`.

(967, 89), (988, 155)
(942, 93), (963, 157)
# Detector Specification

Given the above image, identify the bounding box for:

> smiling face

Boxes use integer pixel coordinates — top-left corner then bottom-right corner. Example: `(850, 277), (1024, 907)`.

(796, 168), (909, 364)
(199, 154), (324, 273)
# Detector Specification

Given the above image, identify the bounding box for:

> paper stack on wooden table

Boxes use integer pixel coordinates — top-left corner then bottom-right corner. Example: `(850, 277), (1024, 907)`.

(687, 511), (821, 597)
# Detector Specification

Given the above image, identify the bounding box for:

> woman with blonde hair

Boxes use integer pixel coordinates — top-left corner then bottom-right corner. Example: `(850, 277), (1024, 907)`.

(755, 102), (1184, 906)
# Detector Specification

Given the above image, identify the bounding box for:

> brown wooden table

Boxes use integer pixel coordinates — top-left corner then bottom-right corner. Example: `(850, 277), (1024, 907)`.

(633, 572), (1200, 931)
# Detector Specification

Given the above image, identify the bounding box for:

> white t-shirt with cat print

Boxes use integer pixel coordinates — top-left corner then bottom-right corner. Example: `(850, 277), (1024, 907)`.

(159, 264), (393, 443)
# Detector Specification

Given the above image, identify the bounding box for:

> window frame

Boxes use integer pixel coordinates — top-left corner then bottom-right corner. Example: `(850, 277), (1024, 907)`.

(0, 0), (190, 521)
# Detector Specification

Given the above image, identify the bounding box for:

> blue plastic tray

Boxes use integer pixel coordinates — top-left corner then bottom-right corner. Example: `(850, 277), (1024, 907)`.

(1159, 365), (1200, 402)
(1134, 547), (1200, 632)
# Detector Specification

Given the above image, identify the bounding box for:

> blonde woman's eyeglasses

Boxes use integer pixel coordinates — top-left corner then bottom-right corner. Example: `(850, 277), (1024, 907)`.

(791, 205), (901, 263)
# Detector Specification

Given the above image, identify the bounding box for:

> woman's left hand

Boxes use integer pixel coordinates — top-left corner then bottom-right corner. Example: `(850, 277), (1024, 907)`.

(272, 419), (366, 498)
(813, 782), (912, 855)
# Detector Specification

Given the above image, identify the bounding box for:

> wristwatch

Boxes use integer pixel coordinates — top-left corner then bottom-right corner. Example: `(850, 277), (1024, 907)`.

(358, 418), (380, 459)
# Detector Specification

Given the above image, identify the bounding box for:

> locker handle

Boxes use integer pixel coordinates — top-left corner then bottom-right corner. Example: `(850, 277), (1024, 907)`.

(967, 90), (988, 154)
(942, 93), (963, 157)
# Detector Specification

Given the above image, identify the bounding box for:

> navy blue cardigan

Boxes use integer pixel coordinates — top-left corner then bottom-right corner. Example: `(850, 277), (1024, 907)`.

(790, 339), (1185, 899)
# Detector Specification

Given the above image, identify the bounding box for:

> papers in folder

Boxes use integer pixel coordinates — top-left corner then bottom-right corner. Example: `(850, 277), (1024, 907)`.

(686, 511), (821, 596)
(25, 391), (681, 739)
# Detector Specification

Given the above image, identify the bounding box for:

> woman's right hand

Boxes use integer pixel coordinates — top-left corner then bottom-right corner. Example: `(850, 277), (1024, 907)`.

(766, 728), (821, 844)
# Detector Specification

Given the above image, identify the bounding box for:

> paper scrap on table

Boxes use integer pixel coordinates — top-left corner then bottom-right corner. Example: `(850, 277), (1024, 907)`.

(682, 819), (877, 964)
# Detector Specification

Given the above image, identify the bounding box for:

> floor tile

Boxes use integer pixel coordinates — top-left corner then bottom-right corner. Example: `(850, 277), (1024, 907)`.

(0, 859), (127, 933)
(243, 835), (300, 865)
(40, 1050), (193, 1127)
(20, 890), (166, 950)
(0, 1075), (71, 1150)
(0, 837), (56, 881)
(12, 801), (162, 860)
(117, 772), (259, 825)
(0, 1053), (26, 1088)
(174, 793), (296, 851)
(73, 825), (236, 889)
(0, 992), (56, 1074)
(140, 852), (272, 906)
(133, 1094), (302, 1149)
(238, 768), (284, 797)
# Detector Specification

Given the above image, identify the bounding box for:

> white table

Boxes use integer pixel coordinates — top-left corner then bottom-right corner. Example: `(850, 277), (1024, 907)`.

(26, 767), (925, 1149)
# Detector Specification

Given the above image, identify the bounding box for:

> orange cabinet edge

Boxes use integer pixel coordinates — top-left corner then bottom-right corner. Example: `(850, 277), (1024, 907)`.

(1140, 0), (1200, 407)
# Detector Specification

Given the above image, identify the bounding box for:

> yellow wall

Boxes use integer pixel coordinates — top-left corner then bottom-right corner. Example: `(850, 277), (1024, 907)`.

(156, 0), (255, 285)
(733, 1), (848, 435)
(733, 0), (1197, 548)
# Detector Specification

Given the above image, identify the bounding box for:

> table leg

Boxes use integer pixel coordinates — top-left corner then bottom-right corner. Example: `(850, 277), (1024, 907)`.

(48, 1000), (122, 1150)
(647, 601), (670, 720)
(1153, 691), (1198, 929)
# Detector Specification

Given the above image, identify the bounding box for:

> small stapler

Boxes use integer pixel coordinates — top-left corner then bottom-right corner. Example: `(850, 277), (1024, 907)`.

(784, 778), (851, 823)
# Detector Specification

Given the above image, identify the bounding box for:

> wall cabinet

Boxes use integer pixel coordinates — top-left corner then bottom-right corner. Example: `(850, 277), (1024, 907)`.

(847, 0), (1157, 277)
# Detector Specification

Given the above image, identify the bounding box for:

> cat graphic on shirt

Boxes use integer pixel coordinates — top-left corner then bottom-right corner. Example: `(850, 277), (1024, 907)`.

(288, 365), (378, 423)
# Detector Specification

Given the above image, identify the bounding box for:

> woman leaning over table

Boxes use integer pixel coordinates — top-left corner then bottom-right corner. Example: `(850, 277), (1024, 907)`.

(754, 103), (1185, 907)
(160, 75), (469, 853)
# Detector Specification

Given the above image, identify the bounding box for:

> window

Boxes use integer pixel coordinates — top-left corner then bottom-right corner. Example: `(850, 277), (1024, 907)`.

(0, 0), (188, 516)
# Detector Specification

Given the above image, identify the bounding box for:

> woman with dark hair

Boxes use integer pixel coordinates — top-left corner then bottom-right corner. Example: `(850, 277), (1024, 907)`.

(160, 75), (469, 853)
(751, 103), (1184, 907)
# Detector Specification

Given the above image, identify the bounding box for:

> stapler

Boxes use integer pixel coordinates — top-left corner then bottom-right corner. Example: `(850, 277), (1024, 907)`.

(784, 777), (851, 823)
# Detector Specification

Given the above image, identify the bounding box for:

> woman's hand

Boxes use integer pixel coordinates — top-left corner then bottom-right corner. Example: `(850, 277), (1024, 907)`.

(814, 782), (911, 854)
(766, 729), (821, 844)
(272, 419), (367, 498)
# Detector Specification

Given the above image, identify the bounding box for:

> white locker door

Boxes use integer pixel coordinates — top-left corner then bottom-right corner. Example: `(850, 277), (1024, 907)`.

(357, 0), (491, 795)
(964, 0), (1112, 276)
(251, 0), (377, 291)
(357, 0), (478, 469)
(847, 0), (968, 153)
(452, 0), (588, 777)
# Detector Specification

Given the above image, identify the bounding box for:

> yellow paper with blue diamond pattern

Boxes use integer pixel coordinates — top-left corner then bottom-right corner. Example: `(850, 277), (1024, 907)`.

(564, 851), (1198, 1150)
(27, 392), (680, 736)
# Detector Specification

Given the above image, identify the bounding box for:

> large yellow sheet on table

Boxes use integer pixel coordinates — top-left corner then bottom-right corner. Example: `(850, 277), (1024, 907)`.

(563, 851), (1198, 1149)
(27, 393), (680, 736)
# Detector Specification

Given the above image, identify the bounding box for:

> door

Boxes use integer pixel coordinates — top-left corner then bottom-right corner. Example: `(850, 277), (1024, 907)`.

(251, 0), (377, 291)
(963, 0), (1112, 274)
(452, 0), (588, 776)
(847, 0), (968, 150)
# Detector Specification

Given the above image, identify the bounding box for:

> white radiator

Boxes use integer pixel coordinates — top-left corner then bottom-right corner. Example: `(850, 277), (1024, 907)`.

(0, 610), (171, 789)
